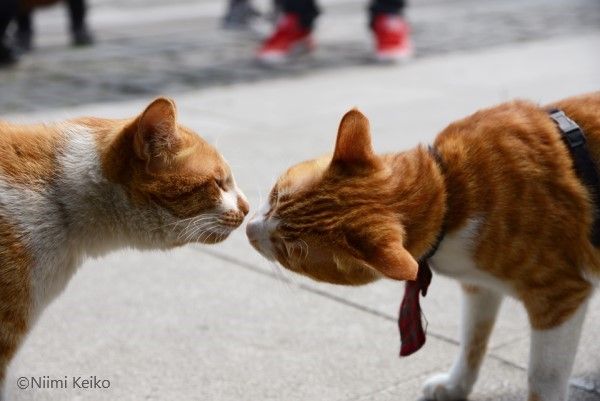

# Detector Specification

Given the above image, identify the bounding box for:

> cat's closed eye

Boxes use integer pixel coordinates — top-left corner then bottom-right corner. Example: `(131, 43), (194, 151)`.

(215, 178), (227, 191)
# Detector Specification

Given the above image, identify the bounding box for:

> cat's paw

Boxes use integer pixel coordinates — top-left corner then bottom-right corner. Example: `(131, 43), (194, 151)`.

(422, 373), (470, 401)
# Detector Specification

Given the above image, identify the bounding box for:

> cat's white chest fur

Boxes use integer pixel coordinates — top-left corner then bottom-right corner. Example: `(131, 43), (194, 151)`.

(429, 218), (514, 296)
(0, 126), (104, 319)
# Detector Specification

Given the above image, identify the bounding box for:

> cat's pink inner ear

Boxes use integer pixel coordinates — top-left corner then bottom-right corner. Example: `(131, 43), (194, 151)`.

(369, 246), (419, 281)
(134, 97), (179, 161)
(332, 108), (375, 164)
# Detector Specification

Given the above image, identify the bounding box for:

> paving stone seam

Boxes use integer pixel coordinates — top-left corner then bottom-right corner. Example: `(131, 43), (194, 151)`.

(196, 249), (600, 395)
(193, 248), (538, 371)
(338, 367), (447, 401)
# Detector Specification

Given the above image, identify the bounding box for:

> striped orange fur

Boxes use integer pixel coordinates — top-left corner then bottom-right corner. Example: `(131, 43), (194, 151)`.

(247, 92), (600, 401)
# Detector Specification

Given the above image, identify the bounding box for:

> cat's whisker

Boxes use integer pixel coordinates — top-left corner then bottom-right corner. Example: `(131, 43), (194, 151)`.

(192, 223), (224, 243)
(291, 242), (305, 261)
(280, 237), (308, 260)
(200, 228), (216, 243)
(167, 213), (219, 226)
(175, 215), (221, 238)
(151, 214), (221, 232)
(191, 221), (222, 235)
(198, 225), (221, 243)
(297, 239), (309, 261)
(179, 221), (219, 242)
(181, 224), (214, 242)
(173, 217), (199, 237)
(180, 216), (217, 236)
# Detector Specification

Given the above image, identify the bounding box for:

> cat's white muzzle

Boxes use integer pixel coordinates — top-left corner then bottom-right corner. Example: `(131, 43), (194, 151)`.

(246, 211), (277, 261)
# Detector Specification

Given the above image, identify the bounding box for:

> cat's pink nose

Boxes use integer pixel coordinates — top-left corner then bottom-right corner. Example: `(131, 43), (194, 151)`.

(238, 196), (250, 216)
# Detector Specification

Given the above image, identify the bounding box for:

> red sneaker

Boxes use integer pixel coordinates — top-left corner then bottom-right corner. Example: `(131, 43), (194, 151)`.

(257, 14), (314, 64)
(372, 14), (412, 62)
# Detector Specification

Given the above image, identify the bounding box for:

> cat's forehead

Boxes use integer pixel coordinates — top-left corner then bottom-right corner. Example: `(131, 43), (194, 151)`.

(276, 155), (330, 196)
(176, 127), (230, 177)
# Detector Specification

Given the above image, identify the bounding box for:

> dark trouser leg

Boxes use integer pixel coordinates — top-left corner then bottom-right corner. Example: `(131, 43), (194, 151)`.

(15, 10), (34, 51)
(0, 0), (18, 39)
(223, 0), (260, 28)
(16, 11), (33, 35)
(369, 0), (406, 26)
(0, 0), (19, 64)
(281, 0), (319, 29)
(67, 0), (94, 45)
(66, 0), (86, 32)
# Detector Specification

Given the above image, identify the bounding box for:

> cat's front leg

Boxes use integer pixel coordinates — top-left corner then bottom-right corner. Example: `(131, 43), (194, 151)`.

(423, 284), (502, 401)
(527, 301), (587, 401)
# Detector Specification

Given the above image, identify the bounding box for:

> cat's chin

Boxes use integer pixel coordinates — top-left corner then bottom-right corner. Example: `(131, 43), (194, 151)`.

(197, 227), (234, 244)
(306, 273), (380, 286)
(199, 233), (231, 244)
(279, 258), (381, 286)
(168, 229), (233, 247)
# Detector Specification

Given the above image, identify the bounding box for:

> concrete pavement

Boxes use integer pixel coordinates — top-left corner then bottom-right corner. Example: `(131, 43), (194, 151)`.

(3, 28), (600, 401)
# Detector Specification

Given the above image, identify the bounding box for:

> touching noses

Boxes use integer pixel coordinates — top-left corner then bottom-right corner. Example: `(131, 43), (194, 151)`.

(245, 216), (261, 248)
(237, 195), (250, 216)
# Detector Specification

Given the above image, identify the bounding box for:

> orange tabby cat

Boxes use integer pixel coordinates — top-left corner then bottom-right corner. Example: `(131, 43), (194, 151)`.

(0, 97), (249, 398)
(247, 92), (600, 401)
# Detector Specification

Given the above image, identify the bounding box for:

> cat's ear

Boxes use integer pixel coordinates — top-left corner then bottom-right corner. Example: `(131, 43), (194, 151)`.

(332, 108), (375, 165)
(344, 222), (418, 281)
(366, 241), (419, 281)
(134, 97), (180, 164)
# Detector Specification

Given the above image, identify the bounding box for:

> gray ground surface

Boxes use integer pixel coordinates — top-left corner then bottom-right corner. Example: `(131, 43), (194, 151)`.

(3, 32), (600, 400)
(0, 0), (599, 112)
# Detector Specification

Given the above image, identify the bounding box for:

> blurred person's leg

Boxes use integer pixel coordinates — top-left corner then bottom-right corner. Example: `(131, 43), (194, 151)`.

(369, 0), (412, 62)
(257, 0), (318, 64)
(369, 0), (405, 19)
(0, 0), (19, 66)
(282, 0), (319, 29)
(16, 10), (34, 51)
(223, 0), (260, 30)
(66, 0), (94, 46)
(269, 0), (283, 21)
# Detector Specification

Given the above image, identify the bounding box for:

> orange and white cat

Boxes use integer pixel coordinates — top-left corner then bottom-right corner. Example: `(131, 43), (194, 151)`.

(0, 97), (248, 398)
(247, 92), (600, 401)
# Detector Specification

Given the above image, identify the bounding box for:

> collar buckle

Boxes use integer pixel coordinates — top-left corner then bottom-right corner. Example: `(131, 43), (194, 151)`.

(549, 109), (585, 147)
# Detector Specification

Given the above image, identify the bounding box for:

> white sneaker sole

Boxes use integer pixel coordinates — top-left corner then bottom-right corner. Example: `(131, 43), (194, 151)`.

(374, 46), (414, 63)
(257, 39), (314, 65)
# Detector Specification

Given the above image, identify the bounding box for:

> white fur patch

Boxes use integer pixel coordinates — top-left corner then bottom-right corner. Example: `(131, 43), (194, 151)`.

(2, 124), (151, 320)
(0, 124), (101, 319)
(528, 301), (588, 401)
(31, 124), (103, 317)
(430, 218), (514, 296)
(423, 288), (502, 401)
(221, 189), (238, 211)
(246, 201), (278, 261)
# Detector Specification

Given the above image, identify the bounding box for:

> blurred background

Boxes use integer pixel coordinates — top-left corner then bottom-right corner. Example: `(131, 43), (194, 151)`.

(0, 0), (599, 113)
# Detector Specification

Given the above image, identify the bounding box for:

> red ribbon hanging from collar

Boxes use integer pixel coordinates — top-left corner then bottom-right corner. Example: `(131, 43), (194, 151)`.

(398, 259), (433, 357)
